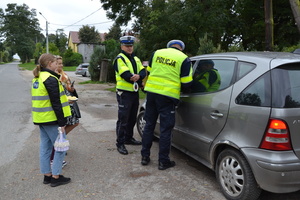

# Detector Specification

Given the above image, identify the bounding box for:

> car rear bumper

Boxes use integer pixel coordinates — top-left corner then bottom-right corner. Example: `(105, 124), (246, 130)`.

(242, 148), (300, 193)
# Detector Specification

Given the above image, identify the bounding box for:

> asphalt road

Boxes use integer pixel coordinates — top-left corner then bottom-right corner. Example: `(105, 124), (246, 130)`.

(0, 62), (300, 200)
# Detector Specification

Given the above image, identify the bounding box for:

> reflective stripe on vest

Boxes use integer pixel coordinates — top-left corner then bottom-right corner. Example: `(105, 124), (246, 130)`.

(114, 53), (144, 92)
(145, 48), (191, 99)
(32, 71), (71, 123)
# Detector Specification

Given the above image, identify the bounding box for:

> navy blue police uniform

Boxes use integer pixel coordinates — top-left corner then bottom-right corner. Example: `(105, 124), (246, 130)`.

(113, 36), (146, 155)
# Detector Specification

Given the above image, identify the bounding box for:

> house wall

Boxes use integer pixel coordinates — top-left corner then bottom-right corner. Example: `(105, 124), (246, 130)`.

(78, 44), (105, 63)
(68, 37), (78, 53)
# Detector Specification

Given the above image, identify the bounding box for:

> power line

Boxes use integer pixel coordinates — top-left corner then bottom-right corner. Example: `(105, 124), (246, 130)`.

(40, 7), (114, 33)
(62, 7), (103, 29)
(51, 20), (113, 27)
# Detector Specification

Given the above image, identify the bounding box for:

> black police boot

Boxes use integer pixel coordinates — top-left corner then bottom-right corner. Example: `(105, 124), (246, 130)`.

(158, 161), (176, 170)
(117, 145), (128, 155)
(141, 157), (150, 165)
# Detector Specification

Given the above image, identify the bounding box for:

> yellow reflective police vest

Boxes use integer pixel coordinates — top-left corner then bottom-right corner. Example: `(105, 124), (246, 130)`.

(115, 53), (144, 92)
(32, 71), (71, 124)
(196, 69), (221, 92)
(145, 48), (192, 99)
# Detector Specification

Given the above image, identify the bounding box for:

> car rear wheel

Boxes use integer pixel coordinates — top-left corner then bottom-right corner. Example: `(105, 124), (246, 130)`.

(216, 148), (261, 200)
(83, 71), (87, 77)
(136, 110), (145, 137)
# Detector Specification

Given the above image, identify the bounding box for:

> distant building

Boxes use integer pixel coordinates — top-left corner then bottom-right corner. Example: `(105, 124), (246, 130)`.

(68, 31), (107, 63)
(68, 31), (80, 53)
(78, 43), (105, 63)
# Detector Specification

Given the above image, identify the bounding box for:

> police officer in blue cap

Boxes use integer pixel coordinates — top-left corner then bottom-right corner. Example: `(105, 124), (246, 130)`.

(141, 39), (193, 169)
(113, 36), (146, 155)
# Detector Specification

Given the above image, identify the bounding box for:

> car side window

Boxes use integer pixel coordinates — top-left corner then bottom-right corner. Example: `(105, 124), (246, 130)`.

(191, 59), (235, 93)
(236, 72), (271, 107)
(237, 62), (256, 81)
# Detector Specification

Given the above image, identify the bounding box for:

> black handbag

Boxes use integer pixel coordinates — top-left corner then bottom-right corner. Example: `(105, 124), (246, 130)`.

(72, 101), (81, 118)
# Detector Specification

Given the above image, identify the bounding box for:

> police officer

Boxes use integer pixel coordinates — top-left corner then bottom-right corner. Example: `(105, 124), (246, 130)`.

(192, 60), (221, 93)
(113, 36), (146, 155)
(141, 40), (193, 170)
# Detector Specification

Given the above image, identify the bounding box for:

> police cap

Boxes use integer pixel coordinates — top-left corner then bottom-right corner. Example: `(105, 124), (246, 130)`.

(167, 40), (185, 50)
(120, 36), (135, 46)
(199, 60), (214, 67)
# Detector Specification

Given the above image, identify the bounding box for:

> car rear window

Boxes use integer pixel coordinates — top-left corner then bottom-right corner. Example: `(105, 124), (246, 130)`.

(236, 71), (271, 107)
(272, 63), (300, 108)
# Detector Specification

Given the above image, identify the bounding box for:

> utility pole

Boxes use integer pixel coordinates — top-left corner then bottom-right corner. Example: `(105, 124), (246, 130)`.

(39, 12), (49, 54)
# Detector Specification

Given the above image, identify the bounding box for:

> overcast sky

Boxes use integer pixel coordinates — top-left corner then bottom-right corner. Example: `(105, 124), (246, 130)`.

(0, 0), (126, 36)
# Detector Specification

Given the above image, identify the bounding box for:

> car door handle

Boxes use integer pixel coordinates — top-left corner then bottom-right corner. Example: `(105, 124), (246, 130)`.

(210, 111), (223, 118)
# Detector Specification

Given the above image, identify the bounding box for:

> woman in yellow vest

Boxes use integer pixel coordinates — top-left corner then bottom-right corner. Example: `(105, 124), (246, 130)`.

(32, 53), (71, 187)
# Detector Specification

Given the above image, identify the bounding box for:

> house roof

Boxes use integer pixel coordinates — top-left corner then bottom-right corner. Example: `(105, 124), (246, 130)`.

(69, 31), (80, 44)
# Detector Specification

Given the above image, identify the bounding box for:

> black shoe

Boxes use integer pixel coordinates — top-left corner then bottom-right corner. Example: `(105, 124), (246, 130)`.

(117, 145), (128, 155)
(50, 175), (71, 187)
(43, 175), (51, 184)
(158, 161), (176, 170)
(125, 138), (142, 145)
(141, 157), (150, 165)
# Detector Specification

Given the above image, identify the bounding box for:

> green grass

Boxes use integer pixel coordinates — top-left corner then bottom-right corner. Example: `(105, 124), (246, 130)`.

(18, 60), (77, 71)
(19, 62), (36, 71)
(79, 80), (104, 84)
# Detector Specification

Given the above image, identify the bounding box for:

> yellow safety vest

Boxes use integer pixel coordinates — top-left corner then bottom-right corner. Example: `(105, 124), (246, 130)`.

(32, 71), (71, 124)
(196, 69), (221, 92)
(145, 48), (193, 99)
(115, 53), (144, 92)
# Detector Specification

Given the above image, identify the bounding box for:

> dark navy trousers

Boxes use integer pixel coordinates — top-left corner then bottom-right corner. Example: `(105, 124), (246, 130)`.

(116, 90), (139, 147)
(141, 92), (176, 163)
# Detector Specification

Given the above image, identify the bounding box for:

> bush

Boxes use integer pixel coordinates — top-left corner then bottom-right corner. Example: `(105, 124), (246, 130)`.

(63, 49), (83, 66)
(89, 46), (105, 81)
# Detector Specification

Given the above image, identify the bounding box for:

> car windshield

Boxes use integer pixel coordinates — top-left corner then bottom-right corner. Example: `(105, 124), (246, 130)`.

(272, 63), (300, 108)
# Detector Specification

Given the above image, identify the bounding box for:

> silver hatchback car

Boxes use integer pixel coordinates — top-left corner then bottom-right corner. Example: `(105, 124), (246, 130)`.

(75, 63), (89, 77)
(137, 51), (300, 200)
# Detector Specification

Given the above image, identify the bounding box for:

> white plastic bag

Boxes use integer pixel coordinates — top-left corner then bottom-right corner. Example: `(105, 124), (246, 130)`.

(54, 127), (70, 152)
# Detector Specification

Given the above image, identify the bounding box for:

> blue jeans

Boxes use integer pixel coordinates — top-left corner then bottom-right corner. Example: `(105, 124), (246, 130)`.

(39, 125), (66, 175)
(141, 92), (176, 163)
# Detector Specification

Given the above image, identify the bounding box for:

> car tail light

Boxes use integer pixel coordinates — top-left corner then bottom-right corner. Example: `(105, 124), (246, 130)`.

(260, 119), (292, 151)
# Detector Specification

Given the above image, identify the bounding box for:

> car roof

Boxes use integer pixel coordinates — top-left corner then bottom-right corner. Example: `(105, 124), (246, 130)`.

(190, 51), (300, 69)
(191, 51), (300, 61)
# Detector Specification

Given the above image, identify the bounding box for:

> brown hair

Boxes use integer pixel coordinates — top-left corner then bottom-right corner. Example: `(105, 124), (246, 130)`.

(33, 53), (56, 78)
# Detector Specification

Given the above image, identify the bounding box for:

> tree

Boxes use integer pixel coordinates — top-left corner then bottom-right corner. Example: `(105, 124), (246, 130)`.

(100, 0), (299, 55)
(105, 23), (122, 41)
(78, 25), (101, 43)
(47, 29), (67, 55)
(265, 0), (274, 51)
(33, 42), (43, 64)
(0, 3), (41, 63)
(289, 0), (300, 33)
(100, 0), (145, 26)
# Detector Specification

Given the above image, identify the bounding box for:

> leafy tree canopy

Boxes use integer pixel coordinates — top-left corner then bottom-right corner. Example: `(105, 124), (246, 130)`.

(105, 23), (122, 41)
(100, 0), (300, 55)
(0, 3), (41, 63)
(78, 25), (101, 43)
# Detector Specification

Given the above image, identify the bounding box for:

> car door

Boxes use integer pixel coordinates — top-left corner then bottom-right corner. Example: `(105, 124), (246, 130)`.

(172, 58), (236, 160)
